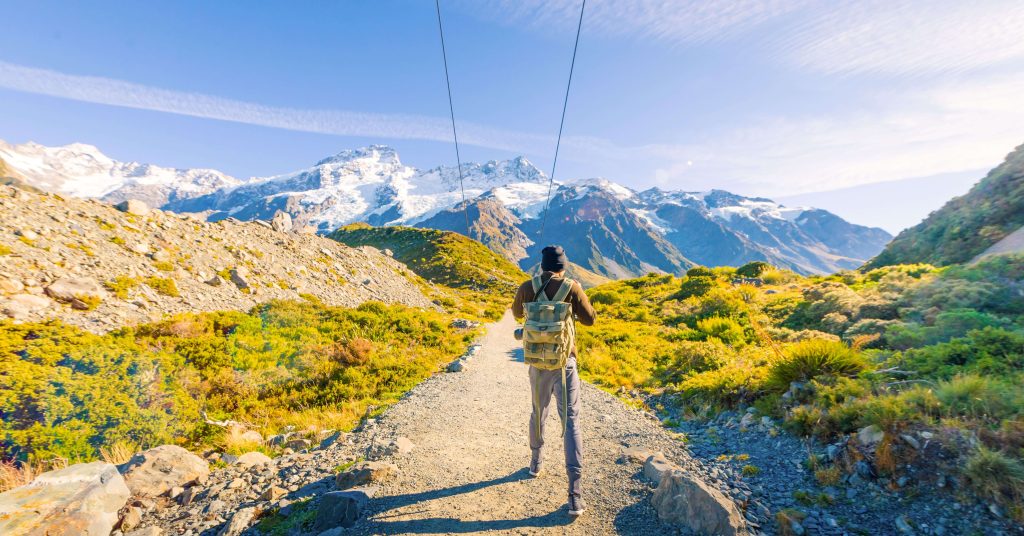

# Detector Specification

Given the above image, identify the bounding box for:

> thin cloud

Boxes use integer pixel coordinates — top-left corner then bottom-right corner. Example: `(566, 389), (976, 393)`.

(456, 0), (1024, 76)
(450, 0), (806, 45)
(778, 0), (1024, 76)
(0, 60), (549, 154)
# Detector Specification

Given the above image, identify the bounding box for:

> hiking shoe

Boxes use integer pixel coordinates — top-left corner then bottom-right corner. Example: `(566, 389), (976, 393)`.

(568, 496), (587, 516)
(528, 464), (543, 477)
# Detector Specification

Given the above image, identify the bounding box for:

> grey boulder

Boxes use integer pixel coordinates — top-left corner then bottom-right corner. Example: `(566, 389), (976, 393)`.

(0, 461), (130, 535)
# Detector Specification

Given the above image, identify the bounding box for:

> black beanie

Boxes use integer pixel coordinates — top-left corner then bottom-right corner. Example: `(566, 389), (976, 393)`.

(541, 245), (568, 272)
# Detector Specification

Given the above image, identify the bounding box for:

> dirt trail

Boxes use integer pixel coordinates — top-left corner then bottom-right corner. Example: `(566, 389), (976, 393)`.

(350, 312), (700, 535)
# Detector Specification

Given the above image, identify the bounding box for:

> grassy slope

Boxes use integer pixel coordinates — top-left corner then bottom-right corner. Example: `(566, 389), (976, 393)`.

(578, 259), (1024, 514)
(867, 143), (1024, 268)
(0, 299), (476, 466)
(329, 224), (527, 320)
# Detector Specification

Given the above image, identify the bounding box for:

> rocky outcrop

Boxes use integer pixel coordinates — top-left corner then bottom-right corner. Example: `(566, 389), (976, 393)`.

(120, 445), (210, 497)
(652, 469), (748, 535)
(315, 487), (376, 531)
(0, 185), (433, 332)
(0, 461), (130, 535)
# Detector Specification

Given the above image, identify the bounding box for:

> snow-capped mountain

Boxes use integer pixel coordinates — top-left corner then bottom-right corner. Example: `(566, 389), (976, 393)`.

(0, 140), (245, 207)
(1, 140), (892, 276)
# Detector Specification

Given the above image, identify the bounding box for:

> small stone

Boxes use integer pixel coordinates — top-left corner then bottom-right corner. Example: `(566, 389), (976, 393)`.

(446, 359), (466, 372)
(643, 452), (676, 484)
(336, 461), (398, 490)
(125, 528), (162, 536)
(262, 486), (287, 501)
(895, 515), (915, 534)
(900, 433), (921, 450)
(235, 451), (272, 469)
(227, 478), (245, 490)
(219, 506), (256, 536)
(116, 505), (142, 532)
(619, 446), (653, 464)
(285, 438), (311, 451)
(205, 275), (224, 286)
(229, 267), (250, 290)
(858, 425), (885, 446)
(168, 486), (184, 499)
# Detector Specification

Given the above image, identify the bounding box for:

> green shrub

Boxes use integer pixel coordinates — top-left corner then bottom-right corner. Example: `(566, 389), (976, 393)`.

(590, 290), (621, 305)
(736, 261), (773, 278)
(153, 261), (175, 272)
(145, 277), (179, 297)
(686, 266), (715, 278)
(678, 276), (715, 299)
(104, 276), (140, 299)
(767, 339), (866, 392)
(964, 447), (1024, 505)
(0, 243), (11, 255)
(935, 375), (1019, 421)
(695, 316), (746, 345)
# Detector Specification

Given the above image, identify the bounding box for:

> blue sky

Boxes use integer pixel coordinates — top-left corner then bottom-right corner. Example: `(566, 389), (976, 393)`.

(2, 1), (1023, 232)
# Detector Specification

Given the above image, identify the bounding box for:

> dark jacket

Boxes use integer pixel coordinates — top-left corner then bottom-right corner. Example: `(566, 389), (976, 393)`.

(512, 272), (596, 327)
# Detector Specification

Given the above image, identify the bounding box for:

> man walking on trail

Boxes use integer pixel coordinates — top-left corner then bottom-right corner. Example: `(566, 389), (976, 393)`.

(512, 245), (596, 517)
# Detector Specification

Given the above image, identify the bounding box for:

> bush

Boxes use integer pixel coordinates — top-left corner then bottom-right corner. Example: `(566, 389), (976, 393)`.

(104, 276), (140, 299)
(964, 447), (1024, 505)
(695, 316), (746, 345)
(736, 261), (773, 278)
(767, 339), (866, 392)
(935, 375), (1019, 421)
(145, 277), (180, 297)
(686, 266), (715, 278)
(678, 276), (715, 299)
(590, 290), (621, 305)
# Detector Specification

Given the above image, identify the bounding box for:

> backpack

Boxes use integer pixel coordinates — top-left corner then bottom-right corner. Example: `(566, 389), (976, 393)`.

(522, 275), (577, 371)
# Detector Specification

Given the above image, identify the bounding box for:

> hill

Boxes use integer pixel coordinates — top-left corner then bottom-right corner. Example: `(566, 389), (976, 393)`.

(2, 140), (892, 277)
(867, 143), (1024, 268)
(329, 224), (527, 320)
(0, 185), (431, 332)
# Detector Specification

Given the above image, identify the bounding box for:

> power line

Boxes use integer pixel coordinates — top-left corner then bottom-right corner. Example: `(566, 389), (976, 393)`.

(434, 0), (472, 239)
(538, 0), (586, 242)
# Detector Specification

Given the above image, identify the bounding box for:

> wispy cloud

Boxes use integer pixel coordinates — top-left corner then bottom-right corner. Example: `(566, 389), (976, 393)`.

(777, 0), (1024, 76)
(456, 0), (1024, 77)
(0, 60), (549, 153)
(450, 0), (806, 45)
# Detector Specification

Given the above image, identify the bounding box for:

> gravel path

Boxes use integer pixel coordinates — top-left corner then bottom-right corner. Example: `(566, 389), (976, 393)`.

(350, 312), (703, 535)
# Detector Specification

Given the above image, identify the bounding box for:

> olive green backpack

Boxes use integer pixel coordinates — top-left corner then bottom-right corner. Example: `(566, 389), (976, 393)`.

(522, 275), (577, 370)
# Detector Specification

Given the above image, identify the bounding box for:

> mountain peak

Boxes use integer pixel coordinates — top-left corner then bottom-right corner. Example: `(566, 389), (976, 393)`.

(316, 144), (401, 166)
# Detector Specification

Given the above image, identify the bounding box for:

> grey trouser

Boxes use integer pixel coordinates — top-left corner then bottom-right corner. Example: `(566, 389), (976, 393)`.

(528, 355), (583, 498)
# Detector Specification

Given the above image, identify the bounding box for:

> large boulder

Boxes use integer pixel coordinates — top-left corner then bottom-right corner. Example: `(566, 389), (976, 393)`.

(119, 445), (210, 497)
(651, 470), (747, 535)
(219, 506), (257, 536)
(314, 487), (377, 531)
(116, 199), (150, 216)
(271, 210), (293, 233)
(2, 293), (52, 319)
(0, 461), (130, 535)
(45, 276), (104, 304)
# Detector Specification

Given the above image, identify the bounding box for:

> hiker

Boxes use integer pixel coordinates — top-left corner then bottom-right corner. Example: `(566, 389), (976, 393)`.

(512, 245), (596, 517)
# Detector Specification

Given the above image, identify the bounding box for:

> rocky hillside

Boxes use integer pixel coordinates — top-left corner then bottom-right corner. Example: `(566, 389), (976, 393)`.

(867, 142), (1024, 268)
(0, 185), (432, 332)
(1, 140), (892, 277)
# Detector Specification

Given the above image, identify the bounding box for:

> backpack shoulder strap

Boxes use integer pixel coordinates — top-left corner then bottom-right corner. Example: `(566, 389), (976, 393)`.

(530, 276), (547, 301)
(552, 278), (575, 303)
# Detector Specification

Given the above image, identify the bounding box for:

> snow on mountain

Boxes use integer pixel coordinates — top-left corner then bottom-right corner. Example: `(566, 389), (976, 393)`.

(0, 140), (244, 206)
(1, 139), (892, 275)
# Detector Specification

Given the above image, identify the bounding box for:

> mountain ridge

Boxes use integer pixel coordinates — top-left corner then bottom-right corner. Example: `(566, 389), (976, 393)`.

(1, 139), (892, 277)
